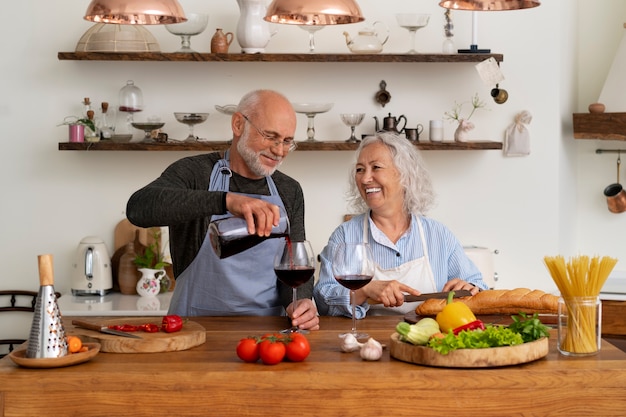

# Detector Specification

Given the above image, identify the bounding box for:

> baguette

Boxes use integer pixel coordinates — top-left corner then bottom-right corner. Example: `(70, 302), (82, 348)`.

(415, 288), (559, 316)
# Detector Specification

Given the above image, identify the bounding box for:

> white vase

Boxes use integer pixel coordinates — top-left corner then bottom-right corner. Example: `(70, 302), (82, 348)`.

(236, 0), (276, 53)
(136, 268), (165, 297)
(454, 119), (474, 142)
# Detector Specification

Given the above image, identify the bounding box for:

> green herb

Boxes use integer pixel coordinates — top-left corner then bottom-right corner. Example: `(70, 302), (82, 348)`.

(507, 312), (551, 343)
(427, 326), (523, 355)
(133, 229), (169, 270)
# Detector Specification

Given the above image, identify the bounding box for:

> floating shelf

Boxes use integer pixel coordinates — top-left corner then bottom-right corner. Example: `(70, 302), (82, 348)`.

(573, 112), (626, 141)
(58, 140), (503, 151)
(57, 52), (504, 63)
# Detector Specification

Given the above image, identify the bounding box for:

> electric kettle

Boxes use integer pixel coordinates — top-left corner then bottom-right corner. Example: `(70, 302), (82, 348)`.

(71, 236), (113, 296)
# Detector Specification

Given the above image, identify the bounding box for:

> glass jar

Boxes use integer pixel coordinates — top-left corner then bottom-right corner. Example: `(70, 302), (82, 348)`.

(557, 296), (602, 356)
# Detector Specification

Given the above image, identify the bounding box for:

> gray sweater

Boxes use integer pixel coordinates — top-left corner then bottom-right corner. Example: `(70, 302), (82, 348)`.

(126, 152), (310, 308)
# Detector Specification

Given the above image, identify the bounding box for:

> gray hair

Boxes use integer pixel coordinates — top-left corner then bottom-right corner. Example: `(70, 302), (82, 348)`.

(347, 132), (436, 215)
(236, 89), (290, 118)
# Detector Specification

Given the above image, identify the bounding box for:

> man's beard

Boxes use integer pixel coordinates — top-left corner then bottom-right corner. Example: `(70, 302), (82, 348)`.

(237, 133), (282, 177)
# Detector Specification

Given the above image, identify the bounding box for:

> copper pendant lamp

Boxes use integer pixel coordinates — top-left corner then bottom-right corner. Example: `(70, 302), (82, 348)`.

(84, 0), (187, 25)
(264, 0), (365, 25)
(438, 1), (540, 11)
(439, 0), (540, 53)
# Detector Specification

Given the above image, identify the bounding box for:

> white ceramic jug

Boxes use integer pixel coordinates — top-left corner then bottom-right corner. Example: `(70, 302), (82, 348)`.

(236, 0), (276, 53)
(136, 268), (165, 297)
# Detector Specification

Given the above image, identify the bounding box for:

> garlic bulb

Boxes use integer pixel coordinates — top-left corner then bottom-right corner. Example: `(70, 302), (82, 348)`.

(339, 333), (363, 352)
(360, 337), (383, 361)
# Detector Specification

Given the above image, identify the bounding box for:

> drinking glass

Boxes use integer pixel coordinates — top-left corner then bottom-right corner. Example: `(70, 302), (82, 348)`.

(274, 240), (316, 334)
(299, 25), (325, 53)
(340, 113), (365, 143)
(332, 242), (375, 339)
(395, 13), (430, 54)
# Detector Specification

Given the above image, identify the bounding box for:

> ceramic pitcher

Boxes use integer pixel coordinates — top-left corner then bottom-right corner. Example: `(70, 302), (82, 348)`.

(136, 268), (165, 297)
(211, 28), (234, 53)
(236, 0), (276, 53)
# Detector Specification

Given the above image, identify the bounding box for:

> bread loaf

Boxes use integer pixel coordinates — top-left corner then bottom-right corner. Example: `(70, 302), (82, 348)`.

(415, 288), (559, 316)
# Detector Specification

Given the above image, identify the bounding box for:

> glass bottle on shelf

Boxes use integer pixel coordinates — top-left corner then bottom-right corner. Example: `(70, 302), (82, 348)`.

(97, 102), (115, 140)
(82, 97), (93, 118)
(85, 110), (99, 142)
(118, 80), (144, 135)
(442, 9), (455, 54)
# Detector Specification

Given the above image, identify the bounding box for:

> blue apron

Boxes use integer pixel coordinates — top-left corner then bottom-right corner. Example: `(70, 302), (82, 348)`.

(168, 151), (286, 316)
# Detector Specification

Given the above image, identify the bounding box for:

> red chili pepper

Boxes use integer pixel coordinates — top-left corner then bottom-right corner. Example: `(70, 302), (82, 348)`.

(161, 315), (184, 333)
(139, 323), (160, 333)
(452, 319), (485, 335)
(108, 324), (140, 332)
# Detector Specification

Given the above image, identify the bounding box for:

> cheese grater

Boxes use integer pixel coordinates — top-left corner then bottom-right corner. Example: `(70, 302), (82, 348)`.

(26, 254), (68, 358)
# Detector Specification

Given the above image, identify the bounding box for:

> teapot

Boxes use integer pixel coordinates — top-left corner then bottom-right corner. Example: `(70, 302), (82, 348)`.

(374, 113), (407, 133)
(343, 21), (389, 54)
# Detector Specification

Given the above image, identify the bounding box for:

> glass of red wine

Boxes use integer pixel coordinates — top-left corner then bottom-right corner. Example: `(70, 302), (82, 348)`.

(273, 239), (316, 334)
(332, 242), (375, 339)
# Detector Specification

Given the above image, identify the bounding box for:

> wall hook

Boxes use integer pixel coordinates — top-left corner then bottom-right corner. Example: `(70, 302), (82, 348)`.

(375, 80), (391, 107)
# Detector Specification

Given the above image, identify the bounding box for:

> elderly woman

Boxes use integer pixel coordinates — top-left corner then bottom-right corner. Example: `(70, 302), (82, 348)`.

(314, 132), (488, 317)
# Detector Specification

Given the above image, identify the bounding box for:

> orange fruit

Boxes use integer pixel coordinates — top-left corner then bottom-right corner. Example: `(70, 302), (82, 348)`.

(67, 336), (83, 353)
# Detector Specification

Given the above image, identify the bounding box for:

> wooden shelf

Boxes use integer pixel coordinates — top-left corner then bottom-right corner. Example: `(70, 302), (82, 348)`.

(58, 140), (503, 151)
(573, 112), (626, 141)
(57, 52), (503, 63)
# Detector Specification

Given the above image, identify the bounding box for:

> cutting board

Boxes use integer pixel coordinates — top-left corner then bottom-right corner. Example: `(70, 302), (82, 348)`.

(68, 317), (206, 353)
(389, 333), (549, 368)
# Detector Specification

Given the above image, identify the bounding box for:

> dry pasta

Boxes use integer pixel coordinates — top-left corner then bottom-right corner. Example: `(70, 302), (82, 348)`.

(544, 255), (617, 354)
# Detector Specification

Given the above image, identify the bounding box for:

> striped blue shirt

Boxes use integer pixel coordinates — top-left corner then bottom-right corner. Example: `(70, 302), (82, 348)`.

(313, 213), (487, 318)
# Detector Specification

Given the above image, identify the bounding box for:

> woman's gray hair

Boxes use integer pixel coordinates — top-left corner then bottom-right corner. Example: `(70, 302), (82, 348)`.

(347, 132), (436, 215)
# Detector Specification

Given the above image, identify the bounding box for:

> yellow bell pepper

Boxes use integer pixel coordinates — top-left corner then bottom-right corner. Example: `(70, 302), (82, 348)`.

(436, 291), (482, 334)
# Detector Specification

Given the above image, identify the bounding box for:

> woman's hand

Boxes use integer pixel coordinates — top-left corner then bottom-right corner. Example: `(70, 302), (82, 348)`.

(287, 298), (320, 331)
(358, 280), (420, 308)
(442, 278), (481, 295)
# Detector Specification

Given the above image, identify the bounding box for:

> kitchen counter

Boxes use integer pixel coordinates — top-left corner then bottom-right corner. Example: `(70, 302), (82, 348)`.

(57, 291), (172, 316)
(2, 316), (626, 416)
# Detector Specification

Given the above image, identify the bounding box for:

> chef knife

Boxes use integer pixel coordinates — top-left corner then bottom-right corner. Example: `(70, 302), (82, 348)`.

(367, 290), (472, 305)
(72, 319), (143, 339)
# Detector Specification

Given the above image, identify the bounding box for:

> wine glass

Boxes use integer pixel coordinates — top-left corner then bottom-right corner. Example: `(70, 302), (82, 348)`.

(332, 242), (375, 339)
(165, 13), (209, 53)
(174, 112), (209, 142)
(299, 25), (325, 53)
(292, 103), (334, 142)
(274, 240), (316, 334)
(395, 13), (430, 54)
(340, 113), (365, 143)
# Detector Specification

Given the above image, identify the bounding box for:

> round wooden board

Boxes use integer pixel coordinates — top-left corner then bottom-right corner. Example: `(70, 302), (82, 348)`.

(9, 343), (100, 368)
(389, 333), (549, 368)
(69, 318), (206, 353)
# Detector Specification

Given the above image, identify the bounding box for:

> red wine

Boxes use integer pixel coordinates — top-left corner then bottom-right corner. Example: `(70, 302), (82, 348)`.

(274, 266), (315, 288)
(335, 274), (373, 291)
(212, 233), (288, 259)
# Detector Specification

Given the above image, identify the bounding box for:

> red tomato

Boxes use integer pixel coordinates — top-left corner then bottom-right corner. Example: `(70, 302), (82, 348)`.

(258, 338), (286, 365)
(236, 338), (259, 363)
(285, 333), (310, 362)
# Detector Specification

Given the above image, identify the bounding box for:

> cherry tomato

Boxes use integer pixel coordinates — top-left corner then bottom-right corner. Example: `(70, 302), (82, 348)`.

(285, 333), (310, 362)
(258, 338), (286, 365)
(236, 337), (259, 363)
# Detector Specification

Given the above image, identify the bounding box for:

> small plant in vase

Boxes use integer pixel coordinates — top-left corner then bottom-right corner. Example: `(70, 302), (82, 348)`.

(444, 93), (487, 142)
(133, 229), (172, 296)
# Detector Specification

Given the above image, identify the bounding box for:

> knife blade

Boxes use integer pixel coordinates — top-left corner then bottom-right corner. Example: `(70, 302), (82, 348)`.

(367, 290), (472, 305)
(72, 319), (143, 339)
(404, 290), (472, 303)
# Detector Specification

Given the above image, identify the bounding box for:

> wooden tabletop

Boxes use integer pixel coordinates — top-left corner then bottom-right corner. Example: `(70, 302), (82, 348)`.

(1, 315), (626, 417)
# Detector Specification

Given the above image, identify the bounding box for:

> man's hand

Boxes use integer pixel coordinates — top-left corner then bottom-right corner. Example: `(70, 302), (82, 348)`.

(287, 298), (320, 331)
(225, 193), (281, 236)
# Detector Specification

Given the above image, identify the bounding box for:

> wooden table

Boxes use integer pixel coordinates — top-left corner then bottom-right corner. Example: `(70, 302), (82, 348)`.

(1, 315), (626, 417)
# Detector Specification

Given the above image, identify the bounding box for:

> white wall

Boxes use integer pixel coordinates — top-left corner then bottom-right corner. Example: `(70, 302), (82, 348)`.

(0, 0), (624, 304)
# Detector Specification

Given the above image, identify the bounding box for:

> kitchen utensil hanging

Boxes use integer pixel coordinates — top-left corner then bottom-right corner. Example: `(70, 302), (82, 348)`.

(603, 151), (626, 213)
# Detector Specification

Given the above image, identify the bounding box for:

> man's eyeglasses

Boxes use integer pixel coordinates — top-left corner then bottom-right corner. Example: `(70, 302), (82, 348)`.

(242, 114), (297, 152)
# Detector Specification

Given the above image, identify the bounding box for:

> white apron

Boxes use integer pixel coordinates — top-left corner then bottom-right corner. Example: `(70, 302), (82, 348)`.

(168, 151), (286, 317)
(365, 214), (437, 316)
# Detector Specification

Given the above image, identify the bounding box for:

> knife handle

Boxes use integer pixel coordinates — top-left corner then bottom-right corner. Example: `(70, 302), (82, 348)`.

(72, 319), (103, 331)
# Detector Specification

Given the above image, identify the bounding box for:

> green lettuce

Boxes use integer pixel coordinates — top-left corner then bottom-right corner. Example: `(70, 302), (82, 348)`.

(427, 325), (524, 355)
